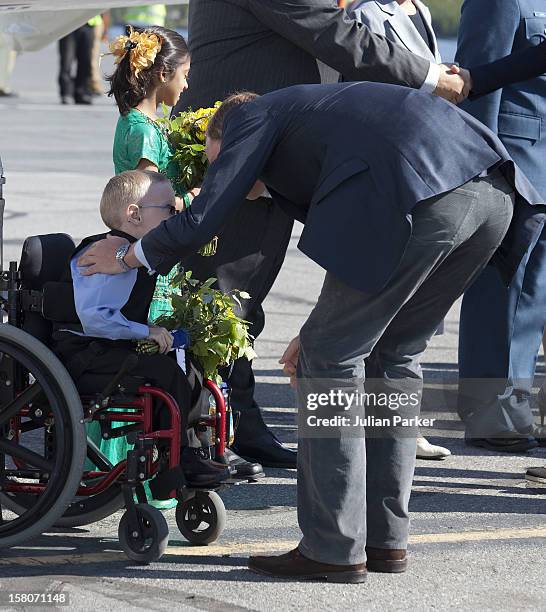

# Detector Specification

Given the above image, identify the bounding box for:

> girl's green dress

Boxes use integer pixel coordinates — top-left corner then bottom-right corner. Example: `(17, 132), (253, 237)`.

(85, 108), (183, 508)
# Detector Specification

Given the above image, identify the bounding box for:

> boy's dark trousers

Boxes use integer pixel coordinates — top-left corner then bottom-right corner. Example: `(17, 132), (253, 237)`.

(56, 339), (197, 448)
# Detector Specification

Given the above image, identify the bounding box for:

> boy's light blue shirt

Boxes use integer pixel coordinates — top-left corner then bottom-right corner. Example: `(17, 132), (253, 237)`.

(70, 246), (149, 341)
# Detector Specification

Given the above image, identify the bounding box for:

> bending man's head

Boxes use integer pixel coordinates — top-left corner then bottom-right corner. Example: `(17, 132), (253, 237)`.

(206, 92), (266, 200)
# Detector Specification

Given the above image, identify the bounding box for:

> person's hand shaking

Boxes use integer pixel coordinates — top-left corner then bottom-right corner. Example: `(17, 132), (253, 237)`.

(434, 64), (472, 104)
(279, 335), (300, 388)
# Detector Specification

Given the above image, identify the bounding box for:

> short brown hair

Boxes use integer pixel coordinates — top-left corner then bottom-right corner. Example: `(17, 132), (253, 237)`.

(100, 170), (170, 229)
(206, 91), (259, 140)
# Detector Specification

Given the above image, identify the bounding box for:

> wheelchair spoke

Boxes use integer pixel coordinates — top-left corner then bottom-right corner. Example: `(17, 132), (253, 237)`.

(0, 382), (43, 426)
(0, 437), (53, 472)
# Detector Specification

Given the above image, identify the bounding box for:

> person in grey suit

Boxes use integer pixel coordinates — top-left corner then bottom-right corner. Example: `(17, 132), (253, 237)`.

(351, 0), (441, 65)
(456, 0), (546, 453)
(349, 0), (452, 461)
(169, 0), (471, 470)
(79, 81), (544, 582)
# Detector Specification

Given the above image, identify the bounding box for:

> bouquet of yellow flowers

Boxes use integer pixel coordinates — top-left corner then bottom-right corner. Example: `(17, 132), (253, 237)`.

(159, 102), (221, 191)
(158, 102), (221, 256)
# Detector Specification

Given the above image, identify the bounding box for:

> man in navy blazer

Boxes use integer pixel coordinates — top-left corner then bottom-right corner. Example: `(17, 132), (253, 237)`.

(79, 82), (544, 581)
(456, 0), (546, 452)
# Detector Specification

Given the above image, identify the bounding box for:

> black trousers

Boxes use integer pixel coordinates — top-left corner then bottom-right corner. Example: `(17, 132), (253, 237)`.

(58, 24), (94, 99)
(181, 196), (294, 426)
(54, 335), (197, 448)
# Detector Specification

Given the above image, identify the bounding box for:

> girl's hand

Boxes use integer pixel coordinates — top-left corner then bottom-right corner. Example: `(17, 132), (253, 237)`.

(175, 196), (187, 211)
(188, 187), (201, 203)
(148, 326), (173, 354)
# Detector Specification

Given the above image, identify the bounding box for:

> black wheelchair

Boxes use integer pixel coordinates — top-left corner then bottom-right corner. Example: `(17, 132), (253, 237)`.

(0, 157), (242, 563)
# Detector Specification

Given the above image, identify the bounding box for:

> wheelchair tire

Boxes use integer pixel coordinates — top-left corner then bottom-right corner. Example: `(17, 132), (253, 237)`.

(0, 454), (125, 528)
(55, 485), (125, 527)
(0, 324), (86, 547)
(118, 503), (169, 564)
(176, 490), (226, 545)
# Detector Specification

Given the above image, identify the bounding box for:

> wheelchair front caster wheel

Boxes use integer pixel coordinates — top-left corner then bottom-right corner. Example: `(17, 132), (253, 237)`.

(118, 503), (169, 564)
(176, 491), (226, 545)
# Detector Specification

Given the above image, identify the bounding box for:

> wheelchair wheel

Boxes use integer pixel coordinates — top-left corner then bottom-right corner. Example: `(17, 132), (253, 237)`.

(176, 490), (226, 545)
(56, 483), (125, 527)
(0, 324), (86, 547)
(118, 503), (169, 564)
(0, 442), (125, 528)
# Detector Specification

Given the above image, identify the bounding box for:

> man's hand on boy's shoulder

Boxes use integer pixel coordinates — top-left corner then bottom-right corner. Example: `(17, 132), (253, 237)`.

(148, 326), (174, 354)
(78, 235), (129, 275)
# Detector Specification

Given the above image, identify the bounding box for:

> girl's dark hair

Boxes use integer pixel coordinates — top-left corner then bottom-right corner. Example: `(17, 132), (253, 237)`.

(206, 91), (259, 140)
(107, 26), (190, 115)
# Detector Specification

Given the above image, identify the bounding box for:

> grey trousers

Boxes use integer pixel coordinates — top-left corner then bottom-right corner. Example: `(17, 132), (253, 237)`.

(297, 170), (514, 565)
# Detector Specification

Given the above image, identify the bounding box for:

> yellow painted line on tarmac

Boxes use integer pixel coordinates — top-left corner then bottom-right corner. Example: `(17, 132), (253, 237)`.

(1, 526), (545, 567)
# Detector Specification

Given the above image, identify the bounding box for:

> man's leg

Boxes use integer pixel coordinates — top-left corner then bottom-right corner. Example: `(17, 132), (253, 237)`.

(505, 228), (546, 439)
(365, 198), (512, 551)
(58, 33), (75, 101)
(0, 39), (16, 95)
(458, 224), (546, 446)
(74, 25), (93, 102)
(295, 174), (513, 566)
(89, 21), (104, 94)
(182, 196), (296, 466)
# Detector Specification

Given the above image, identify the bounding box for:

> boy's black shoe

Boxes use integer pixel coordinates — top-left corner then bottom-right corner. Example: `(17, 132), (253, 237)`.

(181, 447), (232, 487)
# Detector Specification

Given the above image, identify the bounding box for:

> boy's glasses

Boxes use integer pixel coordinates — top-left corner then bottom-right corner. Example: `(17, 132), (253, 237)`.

(138, 203), (177, 215)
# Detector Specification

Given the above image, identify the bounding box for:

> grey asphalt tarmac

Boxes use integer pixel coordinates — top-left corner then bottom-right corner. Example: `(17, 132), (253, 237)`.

(0, 43), (544, 612)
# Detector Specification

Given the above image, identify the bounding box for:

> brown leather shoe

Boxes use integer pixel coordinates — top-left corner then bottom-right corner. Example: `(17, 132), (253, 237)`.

(366, 547), (407, 573)
(248, 548), (367, 583)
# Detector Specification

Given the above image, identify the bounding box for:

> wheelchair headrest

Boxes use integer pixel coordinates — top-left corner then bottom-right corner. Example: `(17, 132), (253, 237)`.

(19, 233), (75, 290)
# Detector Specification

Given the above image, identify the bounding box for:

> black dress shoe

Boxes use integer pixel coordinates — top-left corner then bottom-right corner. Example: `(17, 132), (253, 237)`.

(233, 406), (297, 468)
(232, 433), (297, 469)
(248, 548), (367, 583)
(466, 435), (538, 453)
(525, 466), (546, 486)
(224, 447), (264, 480)
(74, 94), (92, 105)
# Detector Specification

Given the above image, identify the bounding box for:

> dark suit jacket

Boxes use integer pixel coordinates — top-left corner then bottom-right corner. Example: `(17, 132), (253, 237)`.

(173, 0), (430, 112)
(470, 40), (546, 97)
(143, 82), (544, 294)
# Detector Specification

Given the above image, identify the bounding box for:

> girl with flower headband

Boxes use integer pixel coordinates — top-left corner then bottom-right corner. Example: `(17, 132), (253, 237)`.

(107, 25), (195, 208)
(107, 26), (195, 322)
(101, 26), (196, 505)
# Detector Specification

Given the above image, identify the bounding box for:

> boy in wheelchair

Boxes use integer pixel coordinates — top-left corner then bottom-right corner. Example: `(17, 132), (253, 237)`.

(52, 170), (232, 487)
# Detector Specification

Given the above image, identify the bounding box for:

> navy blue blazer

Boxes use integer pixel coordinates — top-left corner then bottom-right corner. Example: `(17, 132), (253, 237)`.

(141, 82), (544, 294)
(456, 0), (546, 199)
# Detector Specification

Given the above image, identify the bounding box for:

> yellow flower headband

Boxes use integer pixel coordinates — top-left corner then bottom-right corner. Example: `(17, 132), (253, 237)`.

(109, 26), (162, 77)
